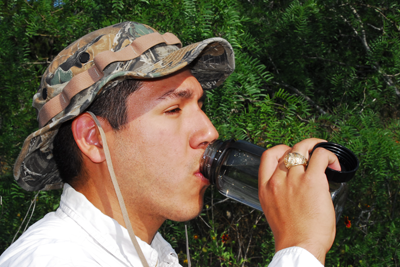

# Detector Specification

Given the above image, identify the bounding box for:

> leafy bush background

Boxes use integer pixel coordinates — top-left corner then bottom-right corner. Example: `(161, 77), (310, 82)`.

(1, 0), (400, 266)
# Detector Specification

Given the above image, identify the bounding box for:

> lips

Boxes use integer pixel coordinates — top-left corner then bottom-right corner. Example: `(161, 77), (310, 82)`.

(194, 170), (210, 185)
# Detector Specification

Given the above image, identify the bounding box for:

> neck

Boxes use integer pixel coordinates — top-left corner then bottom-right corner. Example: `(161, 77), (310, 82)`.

(74, 161), (164, 244)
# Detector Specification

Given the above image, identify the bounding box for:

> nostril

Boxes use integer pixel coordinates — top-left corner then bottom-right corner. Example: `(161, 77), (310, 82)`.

(204, 141), (211, 146)
(198, 141), (209, 148)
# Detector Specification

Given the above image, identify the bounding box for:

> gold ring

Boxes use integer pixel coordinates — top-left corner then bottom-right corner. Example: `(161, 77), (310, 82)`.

(283, 152), (308, 170)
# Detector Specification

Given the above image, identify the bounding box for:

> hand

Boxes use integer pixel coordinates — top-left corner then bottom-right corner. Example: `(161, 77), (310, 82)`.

(258, 138), (341, 264)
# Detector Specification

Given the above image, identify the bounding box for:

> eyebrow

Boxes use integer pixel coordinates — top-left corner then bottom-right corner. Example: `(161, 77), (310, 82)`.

(158, 89), (207, 103)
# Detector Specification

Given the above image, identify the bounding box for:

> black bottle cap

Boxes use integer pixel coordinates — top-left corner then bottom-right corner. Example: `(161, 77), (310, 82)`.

(310, 142), (359, 183)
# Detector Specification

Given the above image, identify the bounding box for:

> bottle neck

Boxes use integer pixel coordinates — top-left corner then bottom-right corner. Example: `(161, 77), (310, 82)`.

(201, 139), (267, 185)
(200, 140), (232, 185)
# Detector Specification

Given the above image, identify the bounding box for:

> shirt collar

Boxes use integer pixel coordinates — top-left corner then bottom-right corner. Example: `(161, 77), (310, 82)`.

(59, 183), (179, 266)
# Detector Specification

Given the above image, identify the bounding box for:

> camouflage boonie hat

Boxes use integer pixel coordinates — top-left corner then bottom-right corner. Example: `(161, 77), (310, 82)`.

(14, 21), (235, 191)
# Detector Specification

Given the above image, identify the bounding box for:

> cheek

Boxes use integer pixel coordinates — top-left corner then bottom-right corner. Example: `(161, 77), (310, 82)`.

(140, 120), (185, 153)
(114, 117), (191, 180)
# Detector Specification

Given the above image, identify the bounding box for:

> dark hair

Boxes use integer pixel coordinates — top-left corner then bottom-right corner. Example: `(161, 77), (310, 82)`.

(52, 79), (142, 186)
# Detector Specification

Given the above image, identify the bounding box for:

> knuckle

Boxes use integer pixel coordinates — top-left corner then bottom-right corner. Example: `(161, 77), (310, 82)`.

(310, 137), (327, 143)
(260, 150), (269, 162)
(292, 143), (301, 152)
(293, 138), (328, 152)
(261, 144), (290, 161)
(312, 147), (330, 157)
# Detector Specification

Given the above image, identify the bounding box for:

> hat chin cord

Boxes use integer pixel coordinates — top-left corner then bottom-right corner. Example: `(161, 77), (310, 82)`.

(86, 112), (150, 267)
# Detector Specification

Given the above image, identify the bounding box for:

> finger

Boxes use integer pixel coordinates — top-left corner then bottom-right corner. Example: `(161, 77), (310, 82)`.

(292, 138), (328, 159)
(277, 138), (328, 177)
(307, 147), (341, 184)
(327, 155), (341, 172)
(259, 144), (291, 188)
(304, 139), (341, 171)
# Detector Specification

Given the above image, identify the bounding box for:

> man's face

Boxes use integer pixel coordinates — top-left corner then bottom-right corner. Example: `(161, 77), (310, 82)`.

(108, 69), (219, 223)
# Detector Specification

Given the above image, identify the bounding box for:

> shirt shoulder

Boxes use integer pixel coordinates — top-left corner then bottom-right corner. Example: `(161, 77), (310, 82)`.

(0, 210), (100, 267)
(268, 247), (324, 267)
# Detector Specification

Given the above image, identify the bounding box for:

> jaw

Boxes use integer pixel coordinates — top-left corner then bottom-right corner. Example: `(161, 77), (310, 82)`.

(165, 185), (209, 222)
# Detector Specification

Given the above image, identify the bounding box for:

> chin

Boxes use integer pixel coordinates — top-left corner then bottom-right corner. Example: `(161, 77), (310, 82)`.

(167, 188), (207, 222)
(172, 200), (205, 222)
(174, 212), (202, 222)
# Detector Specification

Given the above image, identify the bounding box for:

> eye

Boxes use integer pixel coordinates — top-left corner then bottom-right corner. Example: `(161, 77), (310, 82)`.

(165, 107), (181, 115)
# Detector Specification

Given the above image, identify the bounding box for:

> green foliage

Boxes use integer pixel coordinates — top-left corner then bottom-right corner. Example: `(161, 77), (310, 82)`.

(1, 0), (400, 265)
(323, 111), (400, 266)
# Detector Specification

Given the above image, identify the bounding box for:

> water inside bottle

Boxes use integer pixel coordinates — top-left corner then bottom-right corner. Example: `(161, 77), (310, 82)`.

(216, 149), (263, 211)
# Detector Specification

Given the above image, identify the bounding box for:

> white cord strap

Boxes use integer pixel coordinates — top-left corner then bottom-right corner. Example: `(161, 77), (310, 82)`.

(86, 111), (150, 267)
(185, 225), (191, 267)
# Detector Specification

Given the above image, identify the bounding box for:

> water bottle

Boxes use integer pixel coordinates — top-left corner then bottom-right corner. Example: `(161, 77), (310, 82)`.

(200, 140), (359, 222)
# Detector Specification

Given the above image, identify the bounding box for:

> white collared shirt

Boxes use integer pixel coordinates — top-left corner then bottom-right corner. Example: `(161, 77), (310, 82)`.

(0, 184), (322, 266)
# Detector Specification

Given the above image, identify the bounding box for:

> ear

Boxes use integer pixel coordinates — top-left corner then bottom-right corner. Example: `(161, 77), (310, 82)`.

(72, 113), (105, 163)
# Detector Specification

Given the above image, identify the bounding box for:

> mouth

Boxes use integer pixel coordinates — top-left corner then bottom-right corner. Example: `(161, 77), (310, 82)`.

(194, 169), (210, 185)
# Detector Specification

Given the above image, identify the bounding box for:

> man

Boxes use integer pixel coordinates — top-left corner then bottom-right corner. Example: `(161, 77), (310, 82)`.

(0, 21), (339, 266)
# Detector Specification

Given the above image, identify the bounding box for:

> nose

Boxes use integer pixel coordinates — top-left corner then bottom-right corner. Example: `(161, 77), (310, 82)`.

(189, 109), (219, 149)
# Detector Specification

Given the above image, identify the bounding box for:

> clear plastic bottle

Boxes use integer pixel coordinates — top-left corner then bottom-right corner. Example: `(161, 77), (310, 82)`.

(200, 140), (358, 222)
